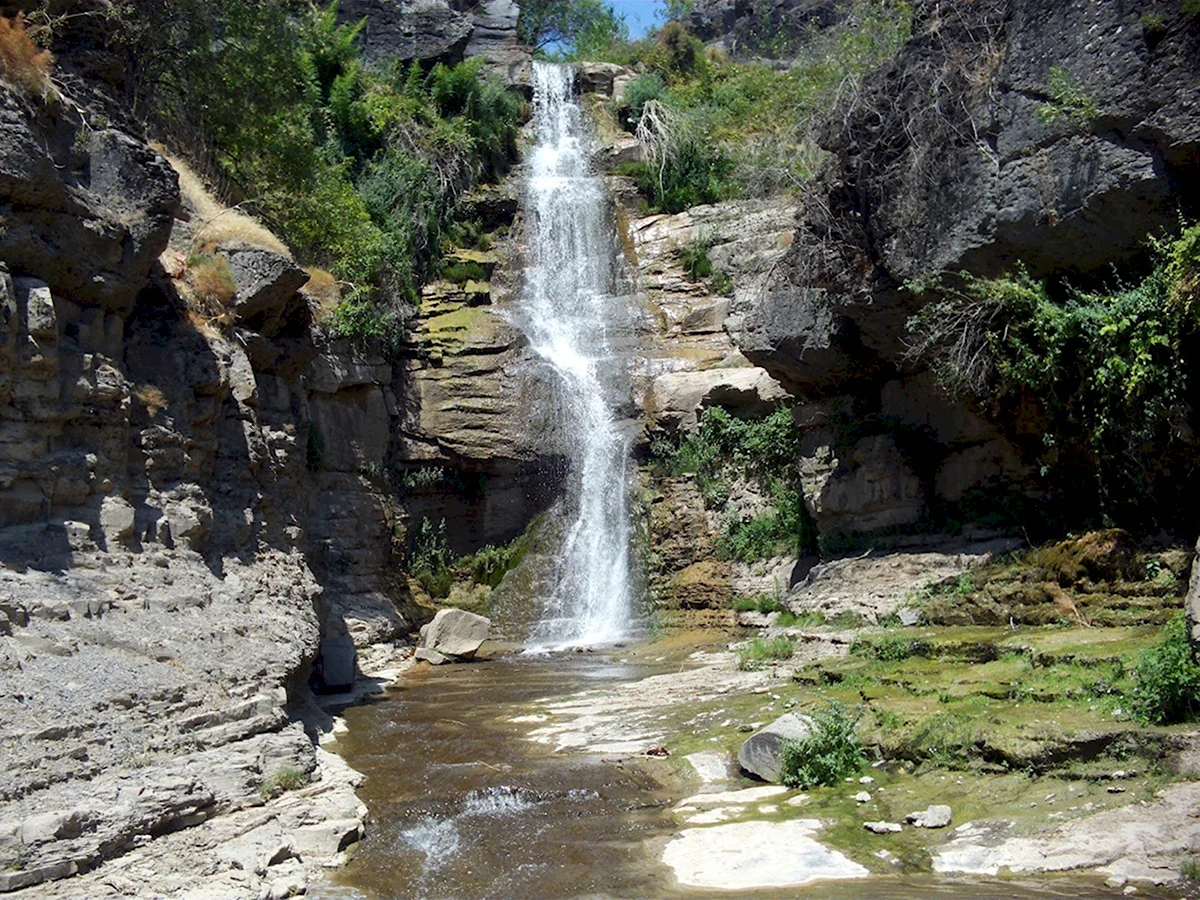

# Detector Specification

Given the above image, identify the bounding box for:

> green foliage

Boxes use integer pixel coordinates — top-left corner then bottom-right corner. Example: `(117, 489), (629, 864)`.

(778, 702), (866, 788)
(518, 0), (628, 58)
(908, 223), (1200, 525)
(851, 634), (924, 662)
(1035, 66), (1101, 127)
(609, 1), (911, 209)
(455, 532), (532, 590)
(258, 766), (310, 801)
(732, 593), (783, 614)
(410, 517), (453, 599)
(651, 406), (816, 562)
(133, 2), (523, 345)
(1129, 612), (1200, 725)
(662, 0), (694, 21)
(622, 73), (667, 125)
(737, 635), (796, 670)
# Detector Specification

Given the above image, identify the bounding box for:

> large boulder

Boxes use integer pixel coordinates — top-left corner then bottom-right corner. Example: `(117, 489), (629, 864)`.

(738, 712), (813, 783)
(419, 608), (491, 660)
(340, 0), (473, 66)
(645, 368), (788, 433)
(1188, 536), (1200, 652)
(225, 249), (309, 337)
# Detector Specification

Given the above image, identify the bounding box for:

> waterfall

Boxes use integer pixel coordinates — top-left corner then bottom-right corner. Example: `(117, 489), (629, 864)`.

(519, 62), (634, 649)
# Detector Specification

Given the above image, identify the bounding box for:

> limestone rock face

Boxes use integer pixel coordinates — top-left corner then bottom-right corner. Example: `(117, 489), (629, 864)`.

(340, 0), (473, 65)
(681, 0), (847, 59)
(738, 713), (813, 783)
(800, 433), (925, 539)
(419, 608), (491, 659)
(0, 94), (179, 315)
(734, 0), (1200, 394)
(1185, 536), (1200, 651)
(340, 0), (531, 85)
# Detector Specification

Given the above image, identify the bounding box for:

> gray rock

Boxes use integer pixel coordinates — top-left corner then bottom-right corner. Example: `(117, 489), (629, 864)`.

(225, 249), (309, 337)
(420, 608), (490, 659)
(97, 496), (137, 548)
(737, 712), (812, 783)
(864, 821), (903, 834)
(14, 277), (56, 341)
(318, 634), (357, 691)
(341, 0), (473, 66)
(896, 607), (923, 627)
(645, 368), (788, 434)
(907, 805), (953, 829)
(414, 647), (449, 665)
(1187, 536), (1200, 651)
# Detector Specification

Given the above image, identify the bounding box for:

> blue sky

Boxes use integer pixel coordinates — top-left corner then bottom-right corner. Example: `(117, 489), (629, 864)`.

(610, 0), (667, 39)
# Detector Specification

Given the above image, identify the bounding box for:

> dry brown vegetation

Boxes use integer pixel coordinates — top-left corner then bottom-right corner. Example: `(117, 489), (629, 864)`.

(133, 384), (169, 417)
(184, 254), (236, 316)
(0, 13), (53, 98)
(157, 148), (292, 257)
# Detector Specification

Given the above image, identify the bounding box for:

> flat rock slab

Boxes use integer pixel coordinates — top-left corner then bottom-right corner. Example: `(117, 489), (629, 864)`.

(678, 786), (789, 808)
(662, 819), (869, 889)
(684, 751), (730, 784)
(865, 821), (903, 834)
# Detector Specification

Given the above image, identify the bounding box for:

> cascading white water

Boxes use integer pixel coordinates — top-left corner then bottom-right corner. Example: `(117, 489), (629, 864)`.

(520, 62), (634, 648)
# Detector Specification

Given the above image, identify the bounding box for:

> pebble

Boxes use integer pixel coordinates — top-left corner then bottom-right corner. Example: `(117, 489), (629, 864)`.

(855, 791), (872, 803)
(859, 776), (874, 785)
(1107, 786), (1126, 794)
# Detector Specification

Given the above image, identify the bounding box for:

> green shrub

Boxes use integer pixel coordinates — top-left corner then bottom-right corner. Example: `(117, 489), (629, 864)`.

(1035, 66), (1100, 127)
(410, 517), (453, 599)
(258, 766), (310, 800)
(850, 634), (924, 662)
(1129, 611), (1200, 725)
(778, 702), (865, 788)
(737, 635), (795, 670)
(622, 73), (667, 125)
(135, 3), (523, 342)
(907, 223), (1200, 526)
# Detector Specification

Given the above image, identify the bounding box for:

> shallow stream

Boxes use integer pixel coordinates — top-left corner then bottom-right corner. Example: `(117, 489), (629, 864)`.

(312, 650), (1154, 900)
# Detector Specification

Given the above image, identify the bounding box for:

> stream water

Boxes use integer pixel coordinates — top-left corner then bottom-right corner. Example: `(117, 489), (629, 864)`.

(314, 652), (1147, 900)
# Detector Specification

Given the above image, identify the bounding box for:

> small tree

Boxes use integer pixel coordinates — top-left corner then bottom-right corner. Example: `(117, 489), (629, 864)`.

(517, 0), (627, 57)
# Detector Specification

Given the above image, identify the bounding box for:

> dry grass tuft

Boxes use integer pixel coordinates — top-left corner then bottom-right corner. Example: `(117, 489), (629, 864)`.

(0, 13), (53, 99)
(185, 253), (237, 315)
(301, 266), (340, 313)
(157, 148), (291, 257)
(133, 384), (169, 416)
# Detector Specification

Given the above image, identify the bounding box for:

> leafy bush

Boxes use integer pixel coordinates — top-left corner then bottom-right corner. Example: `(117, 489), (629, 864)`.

(132, 2), (523, 344)
(652, 406), (816, 561)
(907, 223), (1200, 526)
(850, 634), (924, 662)
(1129, 612), (1200, 725)
(608, 2), (911, 209)
(1035, 66), (1100, 127)
(778, 702), (865, 788)
(737, 635), (795, 670)
(621, 73), (667, 126)
(410, 517), (454, 599)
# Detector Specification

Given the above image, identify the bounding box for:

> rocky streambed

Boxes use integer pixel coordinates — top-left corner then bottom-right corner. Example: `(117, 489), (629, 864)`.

(307, 543), (1199, 900)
